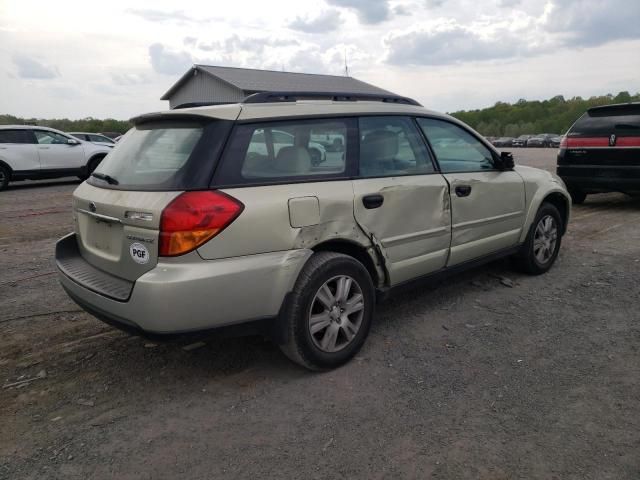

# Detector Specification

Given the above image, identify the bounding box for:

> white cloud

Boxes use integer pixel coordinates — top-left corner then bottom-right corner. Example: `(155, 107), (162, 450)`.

(12, 54), (59, 79)
(0, 0), (638, 120)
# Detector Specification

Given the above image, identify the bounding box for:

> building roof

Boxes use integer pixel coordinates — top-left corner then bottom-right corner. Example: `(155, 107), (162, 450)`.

(160, 64), (395, 101)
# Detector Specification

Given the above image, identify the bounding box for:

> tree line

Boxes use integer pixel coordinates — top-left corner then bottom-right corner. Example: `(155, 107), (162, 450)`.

(0, 114), (132, 134)
(450, 91), (640, 137)
(2, 90), (638, 138)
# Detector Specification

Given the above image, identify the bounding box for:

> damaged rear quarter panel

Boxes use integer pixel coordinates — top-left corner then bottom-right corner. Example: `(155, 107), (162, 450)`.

(197, 181), (371, 260)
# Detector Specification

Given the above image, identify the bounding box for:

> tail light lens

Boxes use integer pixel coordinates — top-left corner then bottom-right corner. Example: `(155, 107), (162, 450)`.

(559, 136), (568, 149)
(159, 191), (244, 257)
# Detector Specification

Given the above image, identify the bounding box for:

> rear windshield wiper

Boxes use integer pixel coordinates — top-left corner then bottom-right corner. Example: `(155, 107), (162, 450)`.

(91, 172), (119, 185)
(616, 124), (639, 130)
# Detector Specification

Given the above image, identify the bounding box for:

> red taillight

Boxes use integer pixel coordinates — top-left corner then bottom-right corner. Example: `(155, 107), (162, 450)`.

(559, 136), (567, 149)
(159, 191), (244, 257)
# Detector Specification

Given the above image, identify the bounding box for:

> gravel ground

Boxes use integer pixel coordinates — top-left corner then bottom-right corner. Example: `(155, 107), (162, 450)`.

(1, 149), (639, 479)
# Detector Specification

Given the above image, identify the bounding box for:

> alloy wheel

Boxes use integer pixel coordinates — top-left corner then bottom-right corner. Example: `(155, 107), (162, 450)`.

(308, 275), (365, 353)
(533, 215), (558, 264)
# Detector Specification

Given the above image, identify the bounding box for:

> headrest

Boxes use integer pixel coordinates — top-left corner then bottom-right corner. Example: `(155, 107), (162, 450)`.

(274, 146), (311, 175)
(361, 130), (399, 162)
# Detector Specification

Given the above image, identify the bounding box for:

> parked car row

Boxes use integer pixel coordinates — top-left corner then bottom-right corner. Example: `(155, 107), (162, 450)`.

(487, 134), (563, 148)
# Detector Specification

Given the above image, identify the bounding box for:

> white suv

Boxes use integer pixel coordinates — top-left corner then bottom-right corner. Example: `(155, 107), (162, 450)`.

(0, 125), (112, 190)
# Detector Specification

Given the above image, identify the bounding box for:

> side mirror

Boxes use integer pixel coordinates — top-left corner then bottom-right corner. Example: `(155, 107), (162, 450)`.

(496, 151), (515, 170)
(67, 138), (80, 145)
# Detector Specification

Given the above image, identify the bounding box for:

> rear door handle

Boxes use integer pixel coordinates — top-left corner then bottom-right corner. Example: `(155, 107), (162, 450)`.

(362, 194), (384, 209)
(455, 185), (472, 197)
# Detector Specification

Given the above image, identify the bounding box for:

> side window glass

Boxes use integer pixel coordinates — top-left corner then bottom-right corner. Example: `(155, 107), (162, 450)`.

(35, 131), (68, 145)
(0, 130), (29, 144)
(417, 118), (494, 173)
(239, 120), (347, 179)
(358, 116), (433, 178)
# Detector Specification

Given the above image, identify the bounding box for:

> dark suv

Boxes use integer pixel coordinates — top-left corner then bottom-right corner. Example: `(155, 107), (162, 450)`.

(557, 103), (640, 204)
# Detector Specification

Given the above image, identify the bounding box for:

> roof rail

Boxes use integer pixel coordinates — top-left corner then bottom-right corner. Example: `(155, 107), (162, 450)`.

(242, 91), (422, 106)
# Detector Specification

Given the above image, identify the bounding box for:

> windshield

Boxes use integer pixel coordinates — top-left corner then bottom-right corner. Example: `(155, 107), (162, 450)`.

(88, 119), (231, 191)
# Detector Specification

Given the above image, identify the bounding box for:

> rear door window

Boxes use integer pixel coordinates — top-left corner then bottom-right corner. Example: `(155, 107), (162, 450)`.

(216, 118), (355, 184)
(0, 130), (32, 144)
(88, 119), (233, 191)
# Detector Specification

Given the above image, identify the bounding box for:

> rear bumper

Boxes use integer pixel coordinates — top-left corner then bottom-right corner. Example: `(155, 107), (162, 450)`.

(56, 233), (312, 335)
(557, 165), (640, 192)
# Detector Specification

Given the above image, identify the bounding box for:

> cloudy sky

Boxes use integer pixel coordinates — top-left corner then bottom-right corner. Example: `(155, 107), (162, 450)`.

(1, 0), (638, 119)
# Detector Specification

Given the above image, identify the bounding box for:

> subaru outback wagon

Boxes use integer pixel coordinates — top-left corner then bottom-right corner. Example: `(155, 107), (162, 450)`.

(56, 92), (571, 370)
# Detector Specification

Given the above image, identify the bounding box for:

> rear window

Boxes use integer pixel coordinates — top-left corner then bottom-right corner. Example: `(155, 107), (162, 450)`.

(88, 119), (232, 191)
(570, 113), (640, 136)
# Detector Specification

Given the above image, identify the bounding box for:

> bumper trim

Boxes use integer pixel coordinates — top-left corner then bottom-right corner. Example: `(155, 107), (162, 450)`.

(56, 234), (133, 302)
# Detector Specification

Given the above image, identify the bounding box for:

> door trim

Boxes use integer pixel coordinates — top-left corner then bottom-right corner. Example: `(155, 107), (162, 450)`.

(381, 226), (449, 247)
(452, 210), (524, 230)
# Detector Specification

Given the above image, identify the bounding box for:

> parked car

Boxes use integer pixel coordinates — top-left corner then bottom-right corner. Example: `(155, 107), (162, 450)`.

(491, 137), (514, 147)
(512, 135), (533, 147)
(550, 136), (563, 148)
(69, 132), (116, 148)
(55, 91), (571, 370)
(557, 102), (640, 204)
(527, 134), (558, 148)
(0, 126), (112, 190)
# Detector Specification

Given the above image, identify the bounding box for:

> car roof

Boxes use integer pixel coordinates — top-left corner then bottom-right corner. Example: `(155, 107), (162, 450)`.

(69, 132), (109, 135)
(131, 100), (453, 126)
(0, 125), (67, 133)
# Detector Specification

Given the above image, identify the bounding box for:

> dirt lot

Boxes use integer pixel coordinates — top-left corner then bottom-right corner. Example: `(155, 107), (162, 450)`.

(1, 149), (639, 479)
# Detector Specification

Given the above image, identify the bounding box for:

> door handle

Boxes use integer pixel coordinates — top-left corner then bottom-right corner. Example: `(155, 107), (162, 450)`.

(38, 146), (50, 150)
(362, 194), (384, 209)
(455, 185), (472, 197)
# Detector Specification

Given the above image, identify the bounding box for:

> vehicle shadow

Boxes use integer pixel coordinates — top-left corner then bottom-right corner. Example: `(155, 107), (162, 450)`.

(574, 192), (640, 211)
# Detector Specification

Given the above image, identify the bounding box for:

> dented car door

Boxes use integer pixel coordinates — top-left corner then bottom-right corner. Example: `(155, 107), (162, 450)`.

(352, 116), (452, 285)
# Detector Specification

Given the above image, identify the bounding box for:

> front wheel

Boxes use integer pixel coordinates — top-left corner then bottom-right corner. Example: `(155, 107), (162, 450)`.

(514, 203), (563, 275)
(279, 252), (375, 370)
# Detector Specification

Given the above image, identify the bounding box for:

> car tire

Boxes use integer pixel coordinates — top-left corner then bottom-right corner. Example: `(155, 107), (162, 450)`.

(0, 165), (9, 191)
(279, 251), (375, 371)
(514, 203), (563, 275)
(569, 189), (587, 204)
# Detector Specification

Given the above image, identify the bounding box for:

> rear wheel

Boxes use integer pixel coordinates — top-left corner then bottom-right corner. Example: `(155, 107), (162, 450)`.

(569, 189), (587, 204)
(0, 165), (9, 190)
(279, 252), (375, 370)
(514, 203), (563, 275)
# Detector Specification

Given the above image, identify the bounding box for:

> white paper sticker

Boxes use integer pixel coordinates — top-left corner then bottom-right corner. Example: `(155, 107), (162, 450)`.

(129, 242), (149, 264)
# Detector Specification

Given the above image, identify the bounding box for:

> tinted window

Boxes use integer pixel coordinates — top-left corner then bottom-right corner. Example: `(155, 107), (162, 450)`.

(89, 134), (114, 143)
(570, 114), (614, 136)
(358, 116), (434, 177)
(417, 118), (494, 173)
(0, 130), (31, 144)
(227, 119), (348, 180)
(89, 120), (232, 191)
(34, 130), (69, 145)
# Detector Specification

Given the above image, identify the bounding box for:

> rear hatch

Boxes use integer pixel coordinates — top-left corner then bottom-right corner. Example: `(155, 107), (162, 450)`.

(558, 104), (640, 180)
(72, 111), (236, 282)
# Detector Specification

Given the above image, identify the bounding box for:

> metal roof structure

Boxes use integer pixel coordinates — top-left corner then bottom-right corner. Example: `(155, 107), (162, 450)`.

(160, 65), (396, 106)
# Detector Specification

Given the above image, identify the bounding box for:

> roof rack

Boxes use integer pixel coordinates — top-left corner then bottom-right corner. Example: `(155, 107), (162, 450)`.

(242, 91), (422, 106)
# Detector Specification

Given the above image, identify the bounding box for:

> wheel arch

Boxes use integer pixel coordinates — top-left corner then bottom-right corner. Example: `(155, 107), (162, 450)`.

(519, 186), (571, 243)
(542, 192), (570, 235)
(311, 238), (381, 288)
